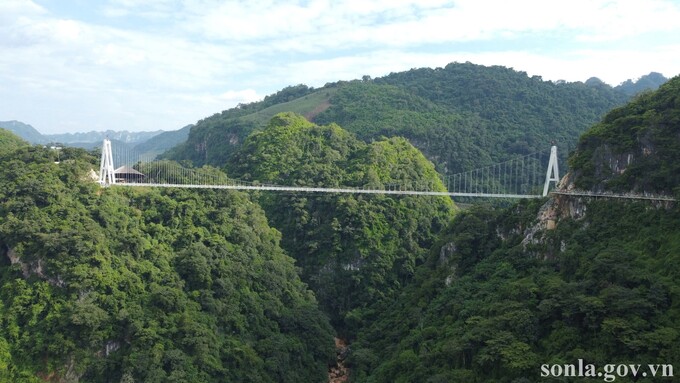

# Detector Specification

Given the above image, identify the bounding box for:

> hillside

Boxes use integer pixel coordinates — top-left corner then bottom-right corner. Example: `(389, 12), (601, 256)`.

(167, 63), (635, 177)
(0, 146), (334, 382)
(346, 76), (680, 382)
(615, 72), (668, 96)
(0, 128), (28, 156)
(2, 66), (676, 383)
(132, 124), (194, 159)
(0, 121), (46, 144)
(567, 75), (680, 195)
(162, 85), (326, 164)
(227, 113), (456, 334)
(316, 63), (629, 174)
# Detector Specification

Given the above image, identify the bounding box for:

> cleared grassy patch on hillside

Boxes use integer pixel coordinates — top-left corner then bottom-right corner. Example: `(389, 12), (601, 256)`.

(240, 88), (336, 125)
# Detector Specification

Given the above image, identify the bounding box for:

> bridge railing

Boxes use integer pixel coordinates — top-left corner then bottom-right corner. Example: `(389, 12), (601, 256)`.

(99, 139), (561, 199)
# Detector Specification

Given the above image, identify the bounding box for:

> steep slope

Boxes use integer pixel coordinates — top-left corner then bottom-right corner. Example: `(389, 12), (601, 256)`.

(567, 76), (680, 195)
(316, 63), (629, 174)
(347, 78), (680, 382)
(0, 128), (28, 156)
(228, 113), (456, 335)
(163, 85), (322, 164)
(133, 124), (193, 159)
(168, 62), (630, 177)
(0, 120), (46, 144)
(615, 72), (668, 96)
(0, 146), (334, 382)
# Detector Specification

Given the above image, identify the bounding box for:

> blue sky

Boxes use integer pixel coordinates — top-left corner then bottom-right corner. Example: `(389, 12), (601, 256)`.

(2, 0), (679, 134)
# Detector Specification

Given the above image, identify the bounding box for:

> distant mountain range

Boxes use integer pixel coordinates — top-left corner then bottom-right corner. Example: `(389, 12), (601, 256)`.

(0, 120), (192, 159)
(47, 130), (164, 146)
(0, 120), (45, 144)
(614, 72), (668, 95)
(0, 121), (164, 146)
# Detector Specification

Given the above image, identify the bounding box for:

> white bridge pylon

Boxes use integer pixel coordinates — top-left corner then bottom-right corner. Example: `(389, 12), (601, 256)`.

(99, 138), (115, 185)
(543, 145), (559, 197)
(98, 139), (561, 199)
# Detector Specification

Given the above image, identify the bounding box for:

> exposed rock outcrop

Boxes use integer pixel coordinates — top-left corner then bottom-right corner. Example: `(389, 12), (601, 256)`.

(329, 338), (350, 383)
(4, 245), (65, 287)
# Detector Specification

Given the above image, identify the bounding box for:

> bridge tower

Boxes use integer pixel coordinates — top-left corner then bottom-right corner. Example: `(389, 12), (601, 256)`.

(99, 139), (116, 185)
(542, 145), (559, 196)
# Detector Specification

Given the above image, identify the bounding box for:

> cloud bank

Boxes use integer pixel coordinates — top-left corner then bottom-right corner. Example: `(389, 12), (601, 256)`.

(1, 0), (679, 133)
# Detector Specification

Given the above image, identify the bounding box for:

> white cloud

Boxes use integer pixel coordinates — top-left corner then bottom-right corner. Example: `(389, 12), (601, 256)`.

(0, 0), (45, 16)
(1, 0), (679, 133)
(181, 0), (680, 50)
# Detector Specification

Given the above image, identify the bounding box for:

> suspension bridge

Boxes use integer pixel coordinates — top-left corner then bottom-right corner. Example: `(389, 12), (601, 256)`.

(98, 139), (560, 199)
(98, 139), (675, 201)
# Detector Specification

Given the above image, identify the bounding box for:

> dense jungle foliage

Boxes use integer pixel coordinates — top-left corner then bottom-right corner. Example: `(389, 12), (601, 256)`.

(318, 63), (629, 174)
(569, 76), (680, 195)
(163, 84), (319, 165)
(167, 63), (632, 177)
(228, 113), (455, 335)
(1, 67), (676, 383)
(349, 199), (680, 382)
(0, 143), (335, 382)
(348, 73), (680, 382)
(0, 128), (28, 156)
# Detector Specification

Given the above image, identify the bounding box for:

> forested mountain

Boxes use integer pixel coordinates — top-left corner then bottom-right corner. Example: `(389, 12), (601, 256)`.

(163, 84), (323, 165)
(227, 113), (455, 334)
(347, 76), (680, 382)
(2, 67), (677, 383)
(0, 121), (46, 144)
(0, 128), (28, 156)
(0, 146), (335, 382)
(132, 124), (193, 159)
(567, 76), (680, 195)
(614, 72), (668, 96)
(167, 62), (637, 176)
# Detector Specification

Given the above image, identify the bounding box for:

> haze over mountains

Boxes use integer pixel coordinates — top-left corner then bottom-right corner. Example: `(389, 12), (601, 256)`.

(0, 120), (161, 146)
(0, 120), (192, 159)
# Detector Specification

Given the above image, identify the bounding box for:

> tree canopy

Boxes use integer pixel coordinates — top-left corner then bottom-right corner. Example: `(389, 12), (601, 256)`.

(0, 145), (334, 382)
(347, 72), (680, 383)
(0, 128), (28, 156)
(229, 113), (456, 336)
(568, 75), (680, 195)
(168, 62), (631, 178)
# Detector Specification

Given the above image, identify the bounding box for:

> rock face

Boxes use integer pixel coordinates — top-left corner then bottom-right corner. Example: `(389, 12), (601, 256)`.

(566, 76), (680, 195)
(4, 245), (65, 287)
(328, 338), (350, 383)
(519, 77), (680, 253)
(521, 193), (588, 249)
(561, 142), (647, 193)
(517, 167), (597, 258)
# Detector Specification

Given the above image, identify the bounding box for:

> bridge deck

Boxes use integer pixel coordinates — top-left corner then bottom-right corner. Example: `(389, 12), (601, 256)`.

(551, 190), (676, 202)
(111, 183), (678, 202)
(113, 183), (543, 199)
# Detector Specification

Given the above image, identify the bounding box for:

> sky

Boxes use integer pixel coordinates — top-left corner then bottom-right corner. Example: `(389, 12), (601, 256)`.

(1, 0), (679, 134)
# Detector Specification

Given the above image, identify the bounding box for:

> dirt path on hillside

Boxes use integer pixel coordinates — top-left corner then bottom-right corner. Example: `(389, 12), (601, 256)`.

(328, 337), (349, 382)
(305, 100), (331, 122)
